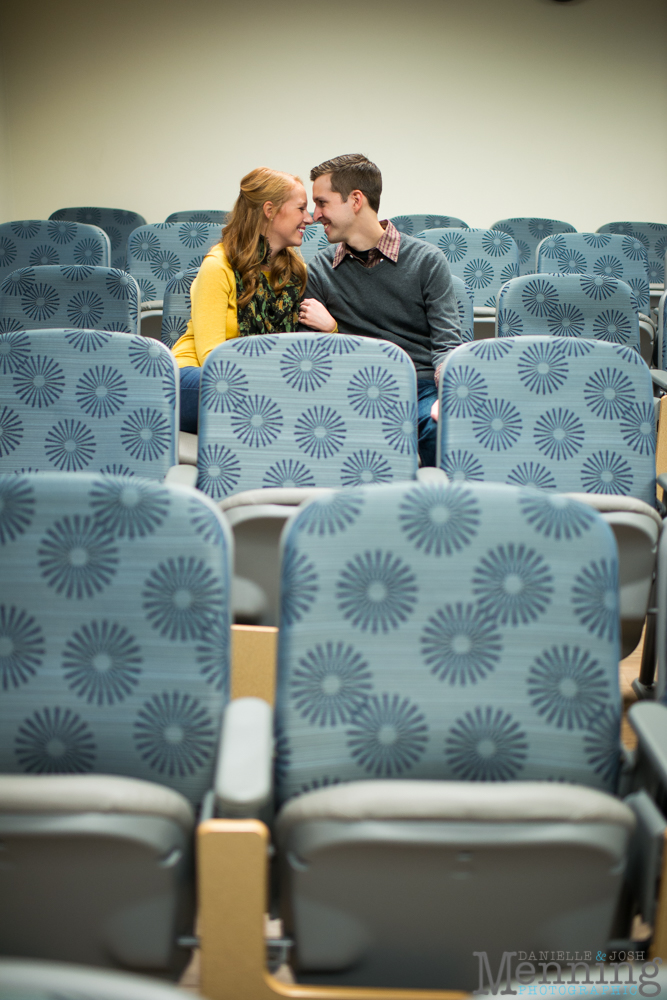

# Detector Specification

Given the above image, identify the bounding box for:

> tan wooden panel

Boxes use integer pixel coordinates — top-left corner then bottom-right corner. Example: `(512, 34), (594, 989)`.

(231, 624), (278, 705)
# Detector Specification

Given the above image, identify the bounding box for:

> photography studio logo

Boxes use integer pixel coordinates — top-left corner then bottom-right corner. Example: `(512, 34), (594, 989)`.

(473, 952), (663, 996)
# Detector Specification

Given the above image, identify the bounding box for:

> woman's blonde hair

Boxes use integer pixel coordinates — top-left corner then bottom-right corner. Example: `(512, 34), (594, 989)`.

(222, 167), (307, 309)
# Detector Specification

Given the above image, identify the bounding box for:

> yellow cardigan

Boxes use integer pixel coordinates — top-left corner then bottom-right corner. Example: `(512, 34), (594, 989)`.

(172, 243), (240, 368)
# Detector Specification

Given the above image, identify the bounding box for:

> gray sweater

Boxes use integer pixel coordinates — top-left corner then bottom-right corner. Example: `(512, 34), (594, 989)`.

(303, 235), (462, 378)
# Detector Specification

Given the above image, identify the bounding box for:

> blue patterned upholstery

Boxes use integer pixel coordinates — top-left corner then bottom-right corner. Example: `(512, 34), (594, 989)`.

(48, 209), (146, 271)
(0, 222), (111, 284)
(490, 218), (577, 276)
(300, 224), (331, 262)
(160, 268), (198, 349)
(390, 215), (469, 236)
(598, 222), (667, 286)
(274, 480), (621, 806)
(0, 266), (139, 336)
(496, 273), (640, 354)
(126, 224), (221, 306)
(197, 333), (418, 499)
(437, 336), (655, 505)
(0, 471), (231, 806)
(452, 275), (474, 342)
(165, 211), (228, 225)
(0, 329), (178, 478)
(415, 229), (520, 309)
(536, 232), (651, 317)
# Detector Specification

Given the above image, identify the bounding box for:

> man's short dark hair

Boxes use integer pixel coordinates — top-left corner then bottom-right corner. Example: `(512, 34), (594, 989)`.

(310, 154), (382, 213)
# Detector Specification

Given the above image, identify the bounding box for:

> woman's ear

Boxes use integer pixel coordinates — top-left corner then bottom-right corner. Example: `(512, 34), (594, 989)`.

(263, 201), (274, 221)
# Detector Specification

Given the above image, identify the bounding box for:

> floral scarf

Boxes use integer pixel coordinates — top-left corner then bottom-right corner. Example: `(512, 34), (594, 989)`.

(235, 237), (302, 337)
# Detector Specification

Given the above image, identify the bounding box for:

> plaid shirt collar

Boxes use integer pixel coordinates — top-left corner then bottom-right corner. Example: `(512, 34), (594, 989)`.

(332, 219), (401, 269)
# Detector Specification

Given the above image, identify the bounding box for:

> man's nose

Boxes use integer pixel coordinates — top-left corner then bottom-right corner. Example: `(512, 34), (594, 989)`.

(312, 206), (322, 222)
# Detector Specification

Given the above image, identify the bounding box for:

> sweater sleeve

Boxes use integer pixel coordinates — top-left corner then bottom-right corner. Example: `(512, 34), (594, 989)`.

(421, 253), (462, 374)
(190, 250), (234, 364)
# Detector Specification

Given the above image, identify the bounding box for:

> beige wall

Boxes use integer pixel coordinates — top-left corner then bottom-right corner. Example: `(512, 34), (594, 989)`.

(0, 47), (12, 224)
(1, 0), (666, 230)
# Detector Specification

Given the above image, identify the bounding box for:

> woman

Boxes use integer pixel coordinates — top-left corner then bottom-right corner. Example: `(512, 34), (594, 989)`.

(172, 167), (313, 432)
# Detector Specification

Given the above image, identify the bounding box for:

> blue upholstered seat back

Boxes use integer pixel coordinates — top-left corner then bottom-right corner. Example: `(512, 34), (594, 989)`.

(496, 274), (640, 354)
(0, 266), (139, 336)
(0, 472), (231, 805)
(160, 268), (199, 349)
(390, 214), (469, 235)
(437, 336), (655, 505)
(197, 333), (418, 499)
(536, 232), (650, 317)
(597, 222), (667, 286)
(415, 228), (520, 308)
(300, 224), (331, 262)
(48, 209), (146, 271)
(0, 329), (178, 478)
(0, 222), (111, 283)
(165, 211), (228, 225)
(451, 275), (474, 343)
(126, 224), (221, 304)
(274, 480), (621, 806)
(491, 218), (577, 276)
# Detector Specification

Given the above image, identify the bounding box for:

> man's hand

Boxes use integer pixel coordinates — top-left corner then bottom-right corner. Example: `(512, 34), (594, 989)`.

(299, 298), (337, 332)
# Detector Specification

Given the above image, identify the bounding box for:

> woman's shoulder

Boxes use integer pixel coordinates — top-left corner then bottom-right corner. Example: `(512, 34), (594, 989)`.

(198, 242), (234, 279)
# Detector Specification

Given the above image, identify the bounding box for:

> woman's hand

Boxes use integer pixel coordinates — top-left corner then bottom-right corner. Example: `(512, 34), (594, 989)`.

(299, 298), (337, 332)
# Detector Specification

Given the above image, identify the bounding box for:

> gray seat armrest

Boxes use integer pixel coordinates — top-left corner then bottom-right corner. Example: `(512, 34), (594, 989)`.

(628, 702), (667, 790)
(219, 487), (332, 511)
(0, 959), (205, 999)
(416, 467), (449, 484)
(164, 464), (198, 487)
(215, 697), (273, 817)
(651, 370), (667, 393)
(178, 431), (198, 466)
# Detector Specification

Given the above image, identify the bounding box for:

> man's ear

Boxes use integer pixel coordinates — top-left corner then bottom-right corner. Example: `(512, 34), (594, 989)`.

(262, 201), (274, 221)
(349, 189), (366, 215)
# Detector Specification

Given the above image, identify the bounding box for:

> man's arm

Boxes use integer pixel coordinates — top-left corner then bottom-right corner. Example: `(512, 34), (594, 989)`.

(422, 253), (462, 381)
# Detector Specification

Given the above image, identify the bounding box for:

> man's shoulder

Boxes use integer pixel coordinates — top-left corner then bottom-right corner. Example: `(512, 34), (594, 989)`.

(398, 233), (447, 263)
(306, 243), (339, 277)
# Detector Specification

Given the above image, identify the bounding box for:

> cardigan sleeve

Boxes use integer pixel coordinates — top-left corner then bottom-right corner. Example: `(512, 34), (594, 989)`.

(190, 248), (236, 365)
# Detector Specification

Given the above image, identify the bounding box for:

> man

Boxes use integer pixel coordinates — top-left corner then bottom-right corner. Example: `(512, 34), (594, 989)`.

(299, 153), (461, 467)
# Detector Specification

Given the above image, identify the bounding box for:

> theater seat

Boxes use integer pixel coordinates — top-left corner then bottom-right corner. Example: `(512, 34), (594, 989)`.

(201, 482), (667, 995)
(0, 472), (232, 973)
(437, 336), (661, 657)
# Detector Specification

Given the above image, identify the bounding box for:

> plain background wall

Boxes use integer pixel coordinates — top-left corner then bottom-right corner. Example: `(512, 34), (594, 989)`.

(0, 0), (665, 230)
(0, 48), (11, 225)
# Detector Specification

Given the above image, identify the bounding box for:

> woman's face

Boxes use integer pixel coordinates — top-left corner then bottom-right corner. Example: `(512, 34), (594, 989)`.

(266, 184), (313, 252)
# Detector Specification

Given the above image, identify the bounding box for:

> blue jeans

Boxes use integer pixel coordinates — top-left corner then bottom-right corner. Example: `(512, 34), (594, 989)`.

(180, 366), (201, 433)
(417, 379), (438, 468)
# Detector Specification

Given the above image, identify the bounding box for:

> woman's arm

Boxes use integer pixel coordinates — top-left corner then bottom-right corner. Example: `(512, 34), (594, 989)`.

(191, 249), (235, 365)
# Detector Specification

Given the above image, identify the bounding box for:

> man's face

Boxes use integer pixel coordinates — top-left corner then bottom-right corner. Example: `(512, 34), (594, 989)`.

(312, 174), (356, 243)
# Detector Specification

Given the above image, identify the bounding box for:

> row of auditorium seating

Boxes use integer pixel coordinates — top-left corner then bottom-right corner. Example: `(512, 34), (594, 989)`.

(0, 317), (663, 653)
(2, 216), (663, 344)
(44, 208), (667, 286)
(2, 467), (667, 993)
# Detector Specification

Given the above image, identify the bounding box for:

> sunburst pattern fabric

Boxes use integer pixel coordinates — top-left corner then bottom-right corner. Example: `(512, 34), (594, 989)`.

(0, 471), (232, 806)
(274, 480), (622, 805)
